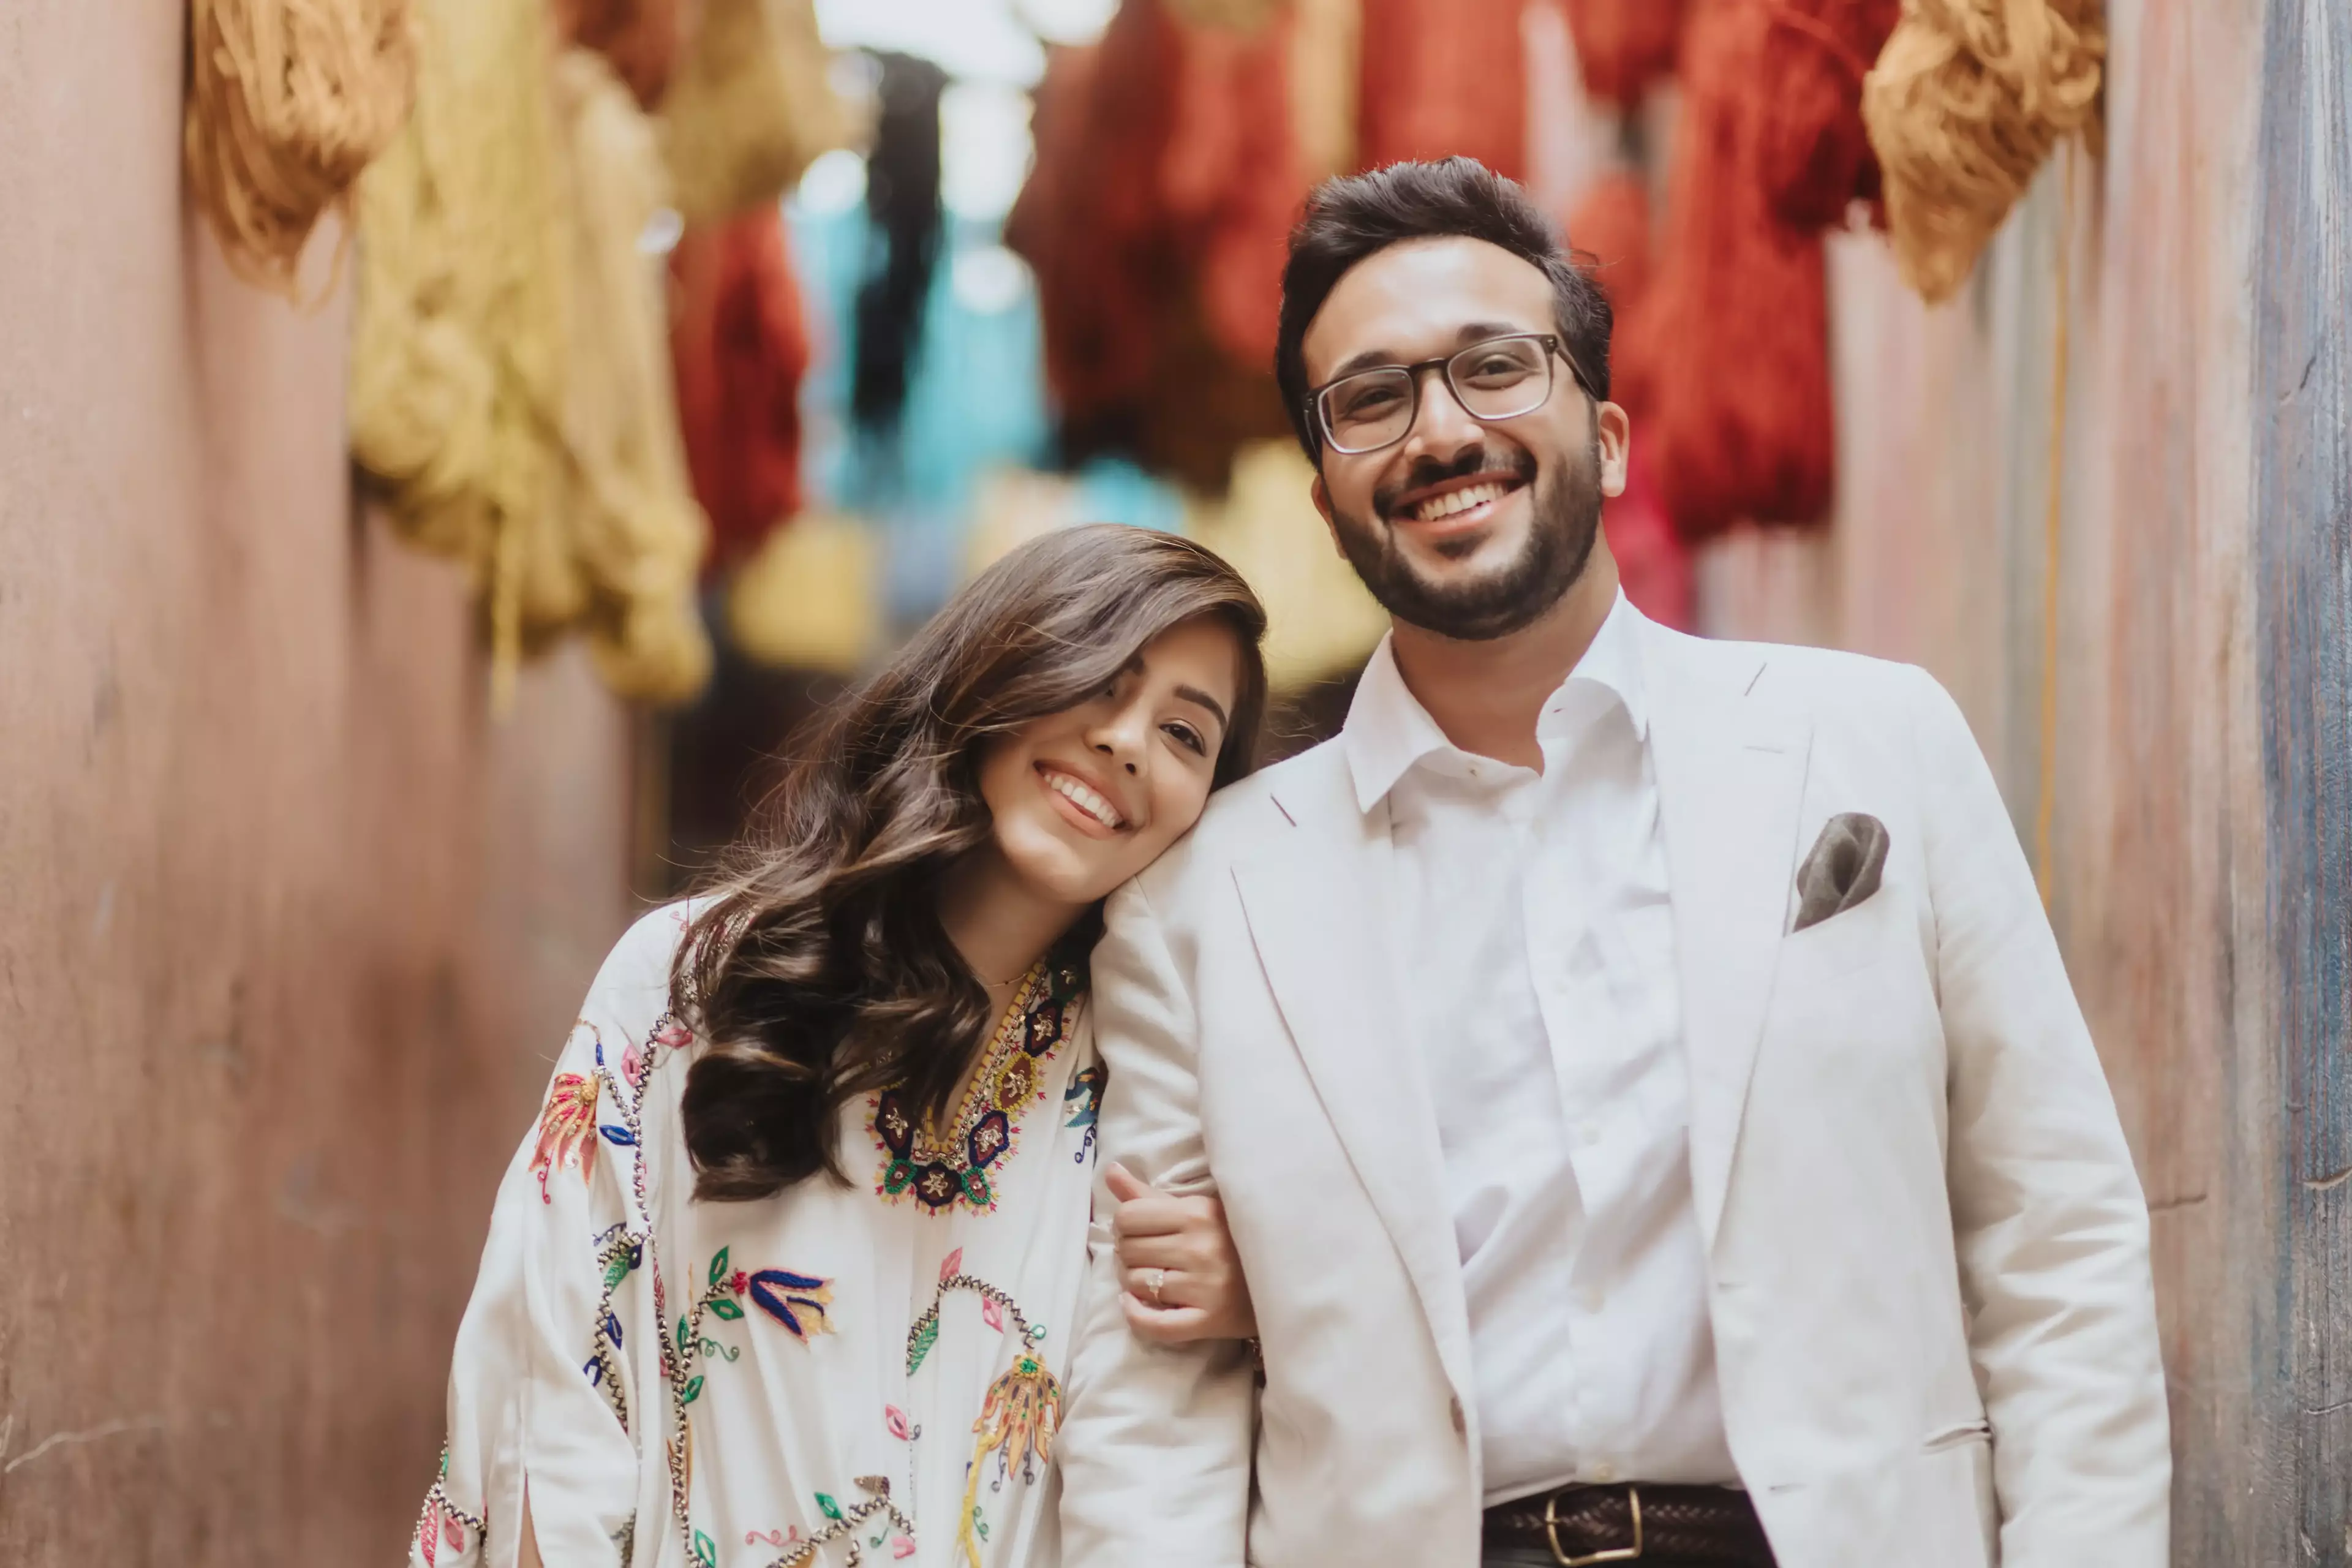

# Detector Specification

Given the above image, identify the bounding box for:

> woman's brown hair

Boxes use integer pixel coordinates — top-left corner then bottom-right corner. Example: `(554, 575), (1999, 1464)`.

(673, 524), (1270, 1201)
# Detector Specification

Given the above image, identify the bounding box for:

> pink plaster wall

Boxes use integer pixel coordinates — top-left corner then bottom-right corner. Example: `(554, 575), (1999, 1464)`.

(0, 2), (639, 1559)
(1692, 0), (2352, 1552)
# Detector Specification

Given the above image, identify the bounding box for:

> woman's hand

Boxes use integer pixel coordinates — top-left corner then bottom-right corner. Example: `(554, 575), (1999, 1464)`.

(1107, 1162), (1257, 1344)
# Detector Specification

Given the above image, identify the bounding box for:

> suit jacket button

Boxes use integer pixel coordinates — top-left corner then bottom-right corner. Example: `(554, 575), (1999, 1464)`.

(1449, 1396), (1467, 1436)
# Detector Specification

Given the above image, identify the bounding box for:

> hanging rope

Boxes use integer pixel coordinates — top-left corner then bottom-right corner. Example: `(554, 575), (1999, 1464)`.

(183, 0), (415, 300)
(2034, 141), (2075, 911)
(1860, 0), (2104, 303)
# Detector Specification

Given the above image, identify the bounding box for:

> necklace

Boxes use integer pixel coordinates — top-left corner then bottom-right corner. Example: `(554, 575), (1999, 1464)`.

(869, 939), (1087, 1215)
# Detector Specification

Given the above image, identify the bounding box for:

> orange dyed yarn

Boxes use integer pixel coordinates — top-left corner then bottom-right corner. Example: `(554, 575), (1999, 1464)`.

(1644, 0), (1834, 540)
(1757, 0), (1901, 227)
(669, 204), (811, 572)
(1559, 0), (1683, 108)
(1357, 0), (1526, 177)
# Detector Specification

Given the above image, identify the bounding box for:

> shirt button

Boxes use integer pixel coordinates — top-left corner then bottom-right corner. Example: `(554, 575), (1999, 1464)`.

(1578, 1121), (1602, 1147)
(1575, 1287), (1603, 1313)
(1587, 1459), (1617, 1484)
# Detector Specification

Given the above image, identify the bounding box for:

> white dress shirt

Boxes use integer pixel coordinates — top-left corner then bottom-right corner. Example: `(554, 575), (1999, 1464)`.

(1342, 593), (1736, 1505)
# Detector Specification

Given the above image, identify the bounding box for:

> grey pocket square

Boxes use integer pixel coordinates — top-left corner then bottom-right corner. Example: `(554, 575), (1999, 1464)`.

(1792, 812), (1890, 932)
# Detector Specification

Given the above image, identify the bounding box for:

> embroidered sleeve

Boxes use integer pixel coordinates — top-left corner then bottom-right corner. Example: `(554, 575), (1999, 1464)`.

(413, 914), (682, 1567)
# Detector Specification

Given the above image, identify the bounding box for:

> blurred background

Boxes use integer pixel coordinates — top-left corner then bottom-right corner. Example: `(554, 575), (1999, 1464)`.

(0, 0), (2345, 1561)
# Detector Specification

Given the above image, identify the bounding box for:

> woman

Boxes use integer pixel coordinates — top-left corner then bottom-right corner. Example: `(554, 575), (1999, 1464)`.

(414, 526), (1269, 1568)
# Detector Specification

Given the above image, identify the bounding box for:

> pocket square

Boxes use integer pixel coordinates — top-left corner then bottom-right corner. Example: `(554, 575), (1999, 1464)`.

(1792, 812), (1890, 932)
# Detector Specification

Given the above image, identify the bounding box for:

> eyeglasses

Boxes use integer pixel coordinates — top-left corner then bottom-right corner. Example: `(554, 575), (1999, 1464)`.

(1307, 332), (1593, 456)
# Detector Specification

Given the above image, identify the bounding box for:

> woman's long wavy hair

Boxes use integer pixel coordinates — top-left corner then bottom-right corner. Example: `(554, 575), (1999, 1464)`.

(673, 524), (1269, 1201)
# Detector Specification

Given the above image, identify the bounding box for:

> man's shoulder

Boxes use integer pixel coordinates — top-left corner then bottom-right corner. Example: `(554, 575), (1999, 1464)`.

(1129, 737), (1346, 905)
(1650, 620), (1936, 729)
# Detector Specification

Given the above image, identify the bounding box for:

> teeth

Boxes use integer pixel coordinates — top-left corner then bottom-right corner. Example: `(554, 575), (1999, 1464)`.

(1415, 481), (1509, 522)
(1046, 771), (1125, 829)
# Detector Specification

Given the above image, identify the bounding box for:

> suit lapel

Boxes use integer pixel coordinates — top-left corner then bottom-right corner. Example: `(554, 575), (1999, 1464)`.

(1643, 625), (1815, 1250)
(1230, 753), (1474, 1407)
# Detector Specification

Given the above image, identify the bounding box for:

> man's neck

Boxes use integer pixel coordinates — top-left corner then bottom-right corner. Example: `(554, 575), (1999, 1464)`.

(1387, 556), (1622, 771)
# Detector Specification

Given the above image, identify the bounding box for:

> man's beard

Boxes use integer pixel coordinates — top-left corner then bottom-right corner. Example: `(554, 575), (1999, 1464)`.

(1330, 438), (1604, 642)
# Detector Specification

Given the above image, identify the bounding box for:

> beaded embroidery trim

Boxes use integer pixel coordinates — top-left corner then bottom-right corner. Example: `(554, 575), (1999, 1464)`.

(869, 944), (1086, 1215)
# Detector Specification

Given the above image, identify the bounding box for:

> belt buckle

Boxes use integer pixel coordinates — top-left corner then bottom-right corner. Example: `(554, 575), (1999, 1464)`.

(1545, 1483), (1643, 1567)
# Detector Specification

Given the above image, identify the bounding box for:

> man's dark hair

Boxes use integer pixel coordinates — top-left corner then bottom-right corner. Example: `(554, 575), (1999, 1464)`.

(1275, 157), (1613, 461)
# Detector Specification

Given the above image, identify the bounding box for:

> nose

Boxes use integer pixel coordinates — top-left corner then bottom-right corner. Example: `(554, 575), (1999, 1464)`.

(1084, 695), (1148, 777)
(1400, 363), (1481, 459)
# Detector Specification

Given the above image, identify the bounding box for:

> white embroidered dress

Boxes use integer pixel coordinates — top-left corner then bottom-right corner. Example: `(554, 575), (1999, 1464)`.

(413, 906), (1103, 1568)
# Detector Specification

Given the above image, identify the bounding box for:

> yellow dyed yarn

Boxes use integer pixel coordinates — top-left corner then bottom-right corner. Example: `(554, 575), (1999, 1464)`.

(660, 0), (848, 225)
(1861, 0), (2105, 304)
(349, 0), (570, 707)
(184, 0), (415, 301)
(726, 511), (883, 677)
(1164, 0), (1286, 31)
(547, 48), (712, 704)
(349, 0), (709, 706)
(1188, 442), (1388, 690)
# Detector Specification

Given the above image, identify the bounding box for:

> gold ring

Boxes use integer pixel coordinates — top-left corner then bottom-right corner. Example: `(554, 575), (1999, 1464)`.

(1146, 1267), (1166, 1306)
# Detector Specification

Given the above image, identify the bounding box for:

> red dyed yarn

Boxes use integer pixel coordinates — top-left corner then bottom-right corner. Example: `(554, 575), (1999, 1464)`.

(1756, 0), (1900, 228)
(1562, 172), (1657, 415)
(1357, 0), (1527, 177)
(1159, 12), (1302, 368)
(557, 0), (685, 109)
(1559, 0), (1684, 108)
(1009, 6), (1185, 428)
(1561, 175), (1695, 630)
(669, 205), (812, 571)
(1010, 0), (1301, 489)
(1645, 0), (1834, 540)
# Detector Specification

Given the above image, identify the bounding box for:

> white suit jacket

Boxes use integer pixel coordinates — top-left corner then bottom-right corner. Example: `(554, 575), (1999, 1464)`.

(1057, 614), (2169, 1568)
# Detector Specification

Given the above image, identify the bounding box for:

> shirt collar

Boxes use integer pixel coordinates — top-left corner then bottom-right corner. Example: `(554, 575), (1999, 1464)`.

(1343, 590), (1649, 813)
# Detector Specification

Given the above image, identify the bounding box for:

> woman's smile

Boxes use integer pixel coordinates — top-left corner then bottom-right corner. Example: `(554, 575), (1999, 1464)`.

(1035, 761), (1132, 836)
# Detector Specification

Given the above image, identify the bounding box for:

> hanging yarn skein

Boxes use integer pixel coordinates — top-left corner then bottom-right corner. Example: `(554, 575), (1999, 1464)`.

(660, 0), (847, 224)
(1861, 0), (2105, 303)
(851, 51), (948, 439)
(1757, 0), (1901, 228)
(546, 47), (712, 704)
(1641, 0), (1836, 541)
(1559, 0), (1684, 108)
(184, 0), (415, 299)
(349, 0), (572, 704)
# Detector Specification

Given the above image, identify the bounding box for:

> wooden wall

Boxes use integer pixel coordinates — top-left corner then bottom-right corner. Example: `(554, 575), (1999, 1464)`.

(0, 2), (641, 1560)
(1695, 0), (2350, 1557)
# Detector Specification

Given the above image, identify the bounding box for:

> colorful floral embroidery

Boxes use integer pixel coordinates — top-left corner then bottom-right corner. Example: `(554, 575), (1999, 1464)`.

(771, 1478), (917, 1568)
(413, 1447), (486, 1566)
(870, 944), (1085, 1215)
(1063, 1063), (1104, 1164)
(900, 1264), (1063, 1568)
(530, 1068), (600, 1202)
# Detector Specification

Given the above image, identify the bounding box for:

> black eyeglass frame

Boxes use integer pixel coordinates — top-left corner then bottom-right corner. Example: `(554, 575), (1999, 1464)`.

(1305, 331), (1598, 457)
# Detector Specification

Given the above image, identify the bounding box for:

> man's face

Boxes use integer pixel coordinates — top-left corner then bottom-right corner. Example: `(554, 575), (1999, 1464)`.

(1302, 237), (1627, 641)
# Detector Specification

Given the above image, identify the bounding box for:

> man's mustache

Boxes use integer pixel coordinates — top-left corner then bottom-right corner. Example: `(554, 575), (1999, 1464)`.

(1373, 445), (1539, 521)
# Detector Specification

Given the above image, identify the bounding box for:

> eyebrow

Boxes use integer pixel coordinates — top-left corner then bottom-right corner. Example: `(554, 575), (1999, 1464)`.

(1174, 684), (1231, 734)
(1323, 321), (1534, 382)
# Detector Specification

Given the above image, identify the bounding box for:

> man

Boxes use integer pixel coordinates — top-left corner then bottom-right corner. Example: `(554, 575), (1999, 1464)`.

(1055, 158), (2169, 1568)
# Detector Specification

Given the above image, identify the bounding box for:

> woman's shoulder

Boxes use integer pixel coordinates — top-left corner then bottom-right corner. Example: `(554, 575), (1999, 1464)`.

(578, 898), (716, 1025)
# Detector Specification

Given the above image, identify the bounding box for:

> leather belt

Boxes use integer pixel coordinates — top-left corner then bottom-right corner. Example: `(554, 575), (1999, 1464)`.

(1482, 1483), (1776, 1567)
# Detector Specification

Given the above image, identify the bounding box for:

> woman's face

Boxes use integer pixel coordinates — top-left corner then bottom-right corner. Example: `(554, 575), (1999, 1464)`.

(975, 614), (1245, 908)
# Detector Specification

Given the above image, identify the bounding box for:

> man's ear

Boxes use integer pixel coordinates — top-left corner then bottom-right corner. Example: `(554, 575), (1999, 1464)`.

(1310, 472), (1346, 559)
(1594, 401), (1632, 500)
